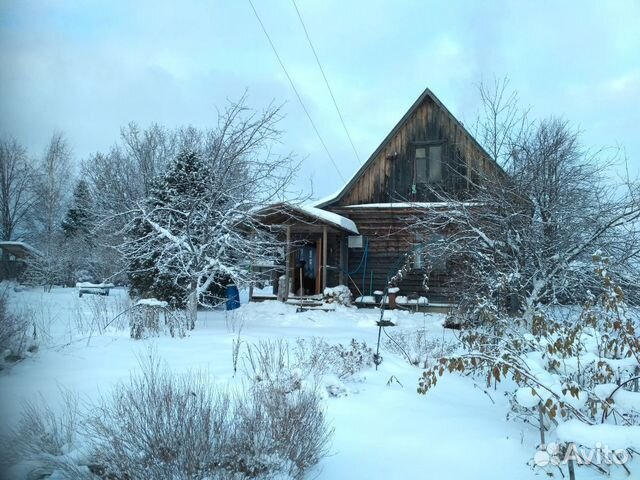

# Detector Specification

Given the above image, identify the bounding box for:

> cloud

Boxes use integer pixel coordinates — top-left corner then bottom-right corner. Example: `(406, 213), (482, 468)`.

(0, 0), (638, 197)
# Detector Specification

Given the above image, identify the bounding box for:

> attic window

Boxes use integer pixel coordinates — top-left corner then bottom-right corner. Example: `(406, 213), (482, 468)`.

(415, 145), (443, 184)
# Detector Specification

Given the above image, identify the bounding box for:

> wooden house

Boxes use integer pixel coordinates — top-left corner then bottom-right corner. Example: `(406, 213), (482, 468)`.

(254, 88), (503, 308)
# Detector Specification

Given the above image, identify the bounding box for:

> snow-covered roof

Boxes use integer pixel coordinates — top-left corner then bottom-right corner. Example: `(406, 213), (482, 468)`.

(256, 203), (359, 235)
(0, 241), (43, 257)
(341, 202), (483, 209)
(293, 204), (359, 234)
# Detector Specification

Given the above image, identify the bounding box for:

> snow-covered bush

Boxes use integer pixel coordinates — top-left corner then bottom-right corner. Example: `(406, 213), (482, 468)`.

(86, 355), (331, 479)
(331, 339), (373, 379)
(237, 382), (333, 477)
(384, 328), (457, 368)
(243, 338), (305, 393)
(293, 337), (374, 381)
(129, 299), (187, 339)
(323, 285), (352, 306)
(243, 338), (373, 397)
(0, 289), (34, 367)
(418, 259), (640, 477)
(3, 389), (90, 479)
(5, 354), (333, 479)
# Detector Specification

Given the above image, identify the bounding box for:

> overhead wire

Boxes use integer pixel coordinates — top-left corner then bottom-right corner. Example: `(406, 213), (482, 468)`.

(247, 0), (346, 183)
(290, 0), (362, 166)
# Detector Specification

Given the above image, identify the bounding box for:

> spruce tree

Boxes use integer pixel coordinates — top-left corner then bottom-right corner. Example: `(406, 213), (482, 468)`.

(125, 150), (226, 307)
(61, 180), (93, 239)
(59, 180), (96, 284)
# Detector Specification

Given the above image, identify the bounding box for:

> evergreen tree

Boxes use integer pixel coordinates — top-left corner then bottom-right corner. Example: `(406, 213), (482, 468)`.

(59, 180), (98, 284)
(61, 180), (93, 238)
(125, 151), (227, 308)
(120, 98), (295, 327)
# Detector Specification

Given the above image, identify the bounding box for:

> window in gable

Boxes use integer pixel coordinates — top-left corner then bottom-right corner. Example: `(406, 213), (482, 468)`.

(428, 145), (442, 182)
(415, 147), (427, 183)
(414, 144), (443, 184)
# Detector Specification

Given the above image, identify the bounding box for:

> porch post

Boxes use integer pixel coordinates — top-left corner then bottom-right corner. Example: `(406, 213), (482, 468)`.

(338, 236), (345, 286)
(322, 226), (328, 291)
(284, 225), (291, 300)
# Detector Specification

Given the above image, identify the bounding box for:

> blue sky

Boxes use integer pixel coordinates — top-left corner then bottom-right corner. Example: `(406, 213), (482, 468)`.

(1, 0), (638, 198)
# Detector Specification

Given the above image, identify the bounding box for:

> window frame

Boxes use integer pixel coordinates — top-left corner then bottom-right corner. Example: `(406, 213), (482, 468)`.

(413, 141), (445, 185)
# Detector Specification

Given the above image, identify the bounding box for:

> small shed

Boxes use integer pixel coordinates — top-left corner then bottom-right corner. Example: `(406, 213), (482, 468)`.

(0, 241), (42, 281)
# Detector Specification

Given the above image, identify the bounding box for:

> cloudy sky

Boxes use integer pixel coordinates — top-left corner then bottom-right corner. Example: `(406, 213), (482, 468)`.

(1, 0), (638, 199)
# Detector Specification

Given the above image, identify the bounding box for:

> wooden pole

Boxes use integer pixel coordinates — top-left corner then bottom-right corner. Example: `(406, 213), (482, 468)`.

(568, 458), (575, 480)
(315, 239), (321, 294)
(299, 266), (304, 296)
(538, 402), (545, 445)
(284, 225), (291, 301)
(338, 237), (345, 286)
(322, 226), (328, 291)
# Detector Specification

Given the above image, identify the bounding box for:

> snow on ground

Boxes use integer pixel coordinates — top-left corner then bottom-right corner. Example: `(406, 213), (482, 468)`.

(0, 287), (588, 479)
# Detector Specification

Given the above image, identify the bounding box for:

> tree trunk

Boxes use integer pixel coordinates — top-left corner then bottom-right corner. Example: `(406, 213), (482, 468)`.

(188, 280), (198, 330)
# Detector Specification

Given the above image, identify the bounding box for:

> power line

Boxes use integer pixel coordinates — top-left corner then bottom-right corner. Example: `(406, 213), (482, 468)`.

(247, 0), (346, 183)
(291, 0), (362, 165)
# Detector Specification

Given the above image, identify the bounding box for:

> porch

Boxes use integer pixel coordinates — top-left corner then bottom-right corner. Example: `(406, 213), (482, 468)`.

(250, 203), (360, 301)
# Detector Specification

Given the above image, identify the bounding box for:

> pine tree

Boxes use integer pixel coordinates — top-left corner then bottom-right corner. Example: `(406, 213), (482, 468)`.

(59, 180), (97, 284)
(61, 180), (93, 239)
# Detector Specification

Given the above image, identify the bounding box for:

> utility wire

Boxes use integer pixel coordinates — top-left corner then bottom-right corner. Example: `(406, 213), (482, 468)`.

(247, 0), (346, 182)
(291, 0), (362, 165)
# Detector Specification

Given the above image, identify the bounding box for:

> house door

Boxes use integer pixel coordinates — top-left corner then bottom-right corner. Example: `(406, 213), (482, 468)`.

(295, 243), (318, 295)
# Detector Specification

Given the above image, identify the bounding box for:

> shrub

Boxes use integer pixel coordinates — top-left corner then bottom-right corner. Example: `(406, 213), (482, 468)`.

(331, 339), (373, 379)
(418, 259), (640, 478)
(2, 389), (91, 480)
(243, 338), (374, 389)
(72, 293), (130, 338)
(6, 353), (333, 479)
(129, 301), (188, 339)
(87, 354), (332, 479)
(384, 328), (457, 368)
(0, 288), (33, 366)
(86, 356), (232, 479)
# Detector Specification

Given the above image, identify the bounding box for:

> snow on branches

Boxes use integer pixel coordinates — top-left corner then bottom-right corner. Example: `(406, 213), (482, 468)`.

(413, 119), (640, 320)
(120, 97), (297, 325)
(418, 259), (640, 477)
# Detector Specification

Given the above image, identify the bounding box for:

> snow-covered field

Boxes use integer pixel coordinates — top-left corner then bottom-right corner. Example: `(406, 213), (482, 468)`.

(0, 287), (608, 479)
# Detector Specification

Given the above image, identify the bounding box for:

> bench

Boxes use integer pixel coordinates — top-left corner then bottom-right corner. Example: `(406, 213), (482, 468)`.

(76, 282), (115, 297)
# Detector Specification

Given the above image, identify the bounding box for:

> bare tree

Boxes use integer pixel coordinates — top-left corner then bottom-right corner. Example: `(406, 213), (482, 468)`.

(120, 97), (298, 326)
(82, 147), (141, 220)
(83, 124), (205, 223)
(32, 132), (73, 244)
(119, 122), (177, 195)
(472, 76), (530, 168)
(0, 137), (36, 241)
(415, 83), (640, 321)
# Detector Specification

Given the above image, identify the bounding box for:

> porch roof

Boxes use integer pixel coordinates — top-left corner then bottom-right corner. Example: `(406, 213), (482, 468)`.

(256, 202), (359, 235)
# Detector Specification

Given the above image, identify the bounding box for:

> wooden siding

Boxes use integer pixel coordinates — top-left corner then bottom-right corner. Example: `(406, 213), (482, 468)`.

(330, 93), (500, 207)
(333, 207), (458, 302)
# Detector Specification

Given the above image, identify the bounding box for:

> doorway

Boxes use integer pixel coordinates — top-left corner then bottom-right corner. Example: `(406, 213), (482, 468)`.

(294, 241), (321, 296)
